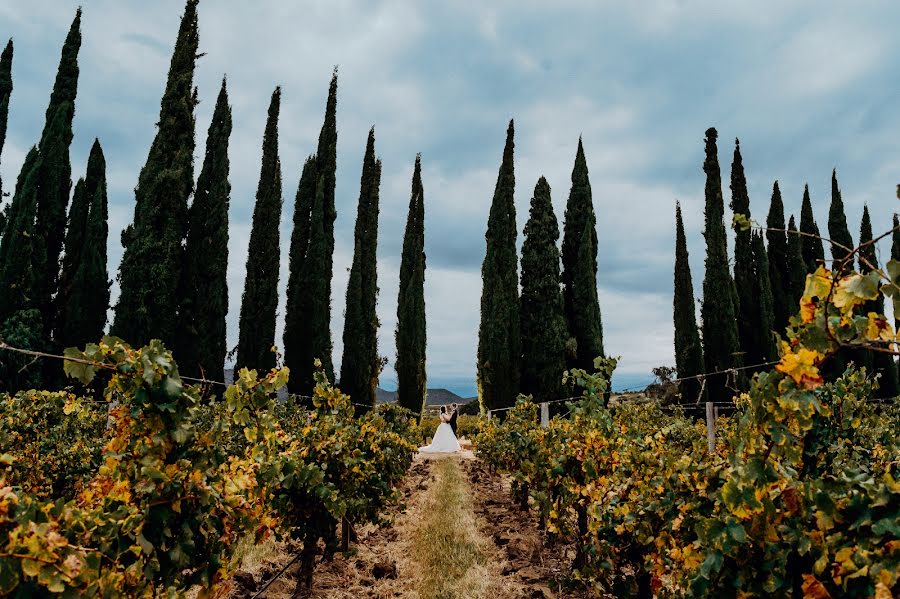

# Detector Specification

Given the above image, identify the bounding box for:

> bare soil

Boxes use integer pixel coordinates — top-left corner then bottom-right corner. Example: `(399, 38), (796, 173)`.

(227, 444), (596, 598)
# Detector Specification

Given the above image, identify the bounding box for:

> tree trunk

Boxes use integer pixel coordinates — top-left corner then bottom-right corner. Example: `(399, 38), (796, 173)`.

(573, 503), (589, 570)
(292, 536), (318, 599)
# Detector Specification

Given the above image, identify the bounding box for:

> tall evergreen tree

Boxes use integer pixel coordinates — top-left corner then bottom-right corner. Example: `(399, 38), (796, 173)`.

(799, 184), (825, 273)
(700, 128), (742, 402)
(288, 175), (335, 396)
(729, 139), (754, 371)
(0, 147), (46, 392)
(750, 231), (777, 366)
(32, 10), (81, 327)
(0, 39), (12, 231)
(317, 70), (338, 305)
(283, 72), (339, 392)
(561, 138), (604, 371)
(858, 205), (899, 397)
(673, 202), (704, 403)
(520, 177), (566, 403)
(786, 215), (807, 307)
(766, 182), (791, 332)
(828, 170), (854, 271)
(235, 87), (282, 374)
(113, 0), (198, 347)
(58, 139), (103, 309)
(340, 128), (382, 411)
(177, 78), (232, 382)
(478, 121), (520, 411)
(395, 156), (426, 415)
(0, 147), (42, 323)
(57, 142), (108, 350)
(56, 139), (106, 346)
(284, 156), (317, 392)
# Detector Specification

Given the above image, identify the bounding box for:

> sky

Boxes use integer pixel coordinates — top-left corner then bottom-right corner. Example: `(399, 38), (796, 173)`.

(2, 1), (899, 396)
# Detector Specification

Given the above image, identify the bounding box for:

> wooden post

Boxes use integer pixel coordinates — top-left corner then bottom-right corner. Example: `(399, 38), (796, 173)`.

(705, 401), (715, 455)
(540, 402), (550, 427)
(487, 410), (492, 421)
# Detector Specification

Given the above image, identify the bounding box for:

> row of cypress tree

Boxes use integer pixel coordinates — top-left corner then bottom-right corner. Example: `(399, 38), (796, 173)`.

(0, 12), (111, 391)
(674, 127), (900, 403)
(478, 123), (606, 411)
(0, 2), (428, 415)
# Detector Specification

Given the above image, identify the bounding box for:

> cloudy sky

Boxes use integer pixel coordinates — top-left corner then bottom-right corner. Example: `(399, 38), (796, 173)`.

(2, 1), (899, 395)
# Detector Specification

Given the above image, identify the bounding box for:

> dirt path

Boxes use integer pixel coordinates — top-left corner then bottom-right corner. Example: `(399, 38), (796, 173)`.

(229, 450), (592, 598)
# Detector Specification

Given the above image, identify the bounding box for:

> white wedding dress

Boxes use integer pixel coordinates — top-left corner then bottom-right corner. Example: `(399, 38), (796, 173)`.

(419, 414), (461, 453)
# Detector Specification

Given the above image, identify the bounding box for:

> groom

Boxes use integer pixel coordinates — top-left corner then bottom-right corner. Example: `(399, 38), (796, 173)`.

(449, 403), (458, 436)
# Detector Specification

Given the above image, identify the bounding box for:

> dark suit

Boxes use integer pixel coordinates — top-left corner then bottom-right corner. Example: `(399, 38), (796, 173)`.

(449, 408), (458, 436)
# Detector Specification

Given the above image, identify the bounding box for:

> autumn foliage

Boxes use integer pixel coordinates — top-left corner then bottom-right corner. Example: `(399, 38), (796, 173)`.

(476, 247), (900, 597)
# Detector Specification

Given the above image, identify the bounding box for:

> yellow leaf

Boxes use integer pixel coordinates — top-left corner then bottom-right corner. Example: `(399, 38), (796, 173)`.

(776, 343), (824, 389)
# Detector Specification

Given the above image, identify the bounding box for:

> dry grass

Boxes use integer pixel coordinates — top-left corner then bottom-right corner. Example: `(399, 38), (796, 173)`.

(409, 457), (493, 599)
(231, 533), (284, 578)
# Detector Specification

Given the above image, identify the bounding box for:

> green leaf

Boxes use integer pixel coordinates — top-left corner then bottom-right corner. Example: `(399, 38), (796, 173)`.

(726, 521), (747, 543)
(0, 559), (18, 595)
(62, 347), (96, 384)
(872, 517), (900, 536)
(699, 550), (723, 578)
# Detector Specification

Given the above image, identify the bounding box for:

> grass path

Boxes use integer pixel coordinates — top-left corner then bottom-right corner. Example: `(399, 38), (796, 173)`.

(229, 452), (566, 598)
(407, 457), (493, 599)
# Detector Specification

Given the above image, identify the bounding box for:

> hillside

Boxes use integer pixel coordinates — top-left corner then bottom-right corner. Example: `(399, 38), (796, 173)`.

(376, 387), (477, 406)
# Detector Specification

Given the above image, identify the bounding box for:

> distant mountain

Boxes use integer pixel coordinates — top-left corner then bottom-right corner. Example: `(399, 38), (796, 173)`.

(376, 387), (476, 406)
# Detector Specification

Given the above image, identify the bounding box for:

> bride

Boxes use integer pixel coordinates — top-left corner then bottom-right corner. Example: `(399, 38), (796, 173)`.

(419, 406), (460, 453)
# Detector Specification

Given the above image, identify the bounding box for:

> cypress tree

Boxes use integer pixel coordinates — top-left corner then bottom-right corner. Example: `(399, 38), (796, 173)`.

(32, 10), (81, 327)
(673, 201), (704, 403)
(0, 147), (42, 323)
(858, 205), (898, 397)
(395, 155), (426, 415)
(750, 231), (777, 366)
(57, 143), (108, 350)
(700, 128), (742, 402)
(177, 78), (232, 382)
(828, 170), (854, 271)
(0, 39), (12, 230)
(340, 128), (382, 410)
(289, 175), (334, 396)
(477, 121), (520, 411)
(0, 148), (46, 392)
(284, 71), (339, 393)
(799, 184), (825, 273)
(56, 139), (107, 347)
(786, 215), (807, 307)
(58, 139), (103, 309)
(113, 0), (198, 347)
(284, 155), (316, 392)
(561, 138), (605, 371)
(235, 87), (282, 374)
(729, 139), (754, 370)
(317, 69), (338, 363)
(766, 182), (791, 332)
(317, 70), (338, 292)
(520, 177), (567, 403)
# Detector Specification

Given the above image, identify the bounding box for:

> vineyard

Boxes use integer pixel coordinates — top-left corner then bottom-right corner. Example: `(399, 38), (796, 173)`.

(476, 259), (900, 598)
(0, 339), (417, 597)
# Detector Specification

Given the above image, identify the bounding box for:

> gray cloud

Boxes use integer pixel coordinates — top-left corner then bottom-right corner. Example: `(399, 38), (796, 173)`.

(2, 0), (900, 396)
